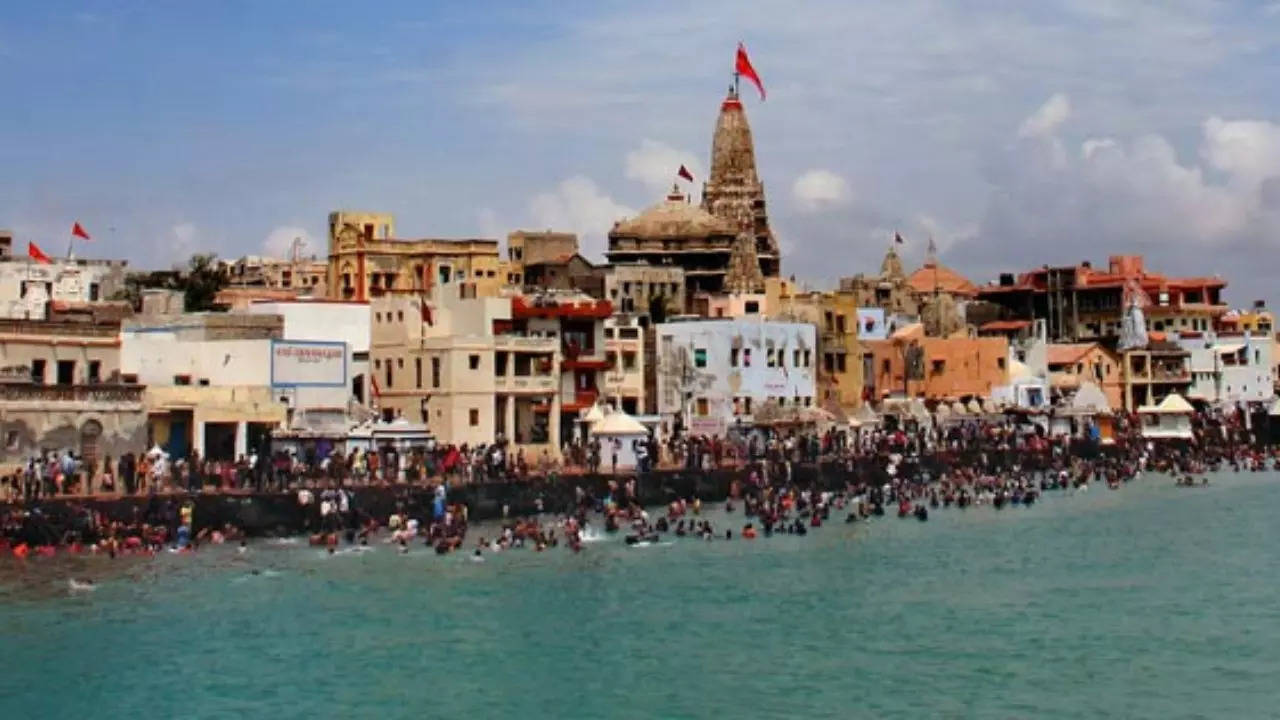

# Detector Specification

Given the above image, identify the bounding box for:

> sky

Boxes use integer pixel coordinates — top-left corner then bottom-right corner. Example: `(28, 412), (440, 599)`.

(3, 1), (1280, 304)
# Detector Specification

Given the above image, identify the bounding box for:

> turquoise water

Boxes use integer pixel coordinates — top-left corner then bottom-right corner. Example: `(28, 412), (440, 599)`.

(3, 473), (1279, 719)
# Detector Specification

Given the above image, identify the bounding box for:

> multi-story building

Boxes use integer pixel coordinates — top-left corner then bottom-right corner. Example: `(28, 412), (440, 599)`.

(861, 323), (1009, 403)
(368, 294), (561, 455)
(602, 315), (645, 415)
(773, 284), (864, 414)
(838, 244), (971, 337)
(224, 254), (328, 296)
(1046, 342), (1124, 409)
(509, 292), (614, 444)
(1176, 331), (1272, 407)
(121, 313), (346, 459)
(0, 315), (145, 470)
(602, 263), (686, 323)
(1120, 340), (1192, 411)
(0, 233), (128, 319)
(326, 210), (513, 302)
(1216, 301), (1274, 335)
(655, 318), (816, 436)
(979, 254), (1227, 343)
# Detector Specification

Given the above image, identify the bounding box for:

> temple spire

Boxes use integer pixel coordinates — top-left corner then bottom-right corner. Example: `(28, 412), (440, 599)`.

(702, 87), (779, 278)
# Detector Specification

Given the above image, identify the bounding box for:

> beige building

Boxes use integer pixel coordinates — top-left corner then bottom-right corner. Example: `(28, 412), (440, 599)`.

(369, 294), (561, 455)
(603, 264), (685, 323)
(224, 254), (328, 297)
(326, 210), (513, 302)
(773, 285), (865, 414)
(602, 315), (645, 415)
(0, 317), (145, 469)
(839, 244), (970, 337)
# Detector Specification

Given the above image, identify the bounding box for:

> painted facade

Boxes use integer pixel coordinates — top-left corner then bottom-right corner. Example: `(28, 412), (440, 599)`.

(602, 315), (645, 415)
(655, 319), (816, 436)
(0, 256), (128, 320)
(0, 318), (144, 470)
(861, 324), (1009, 402)
(1046, 343), (1124, 410)
(1176, 332), (1273, 407)
(369, 294), (561, 456)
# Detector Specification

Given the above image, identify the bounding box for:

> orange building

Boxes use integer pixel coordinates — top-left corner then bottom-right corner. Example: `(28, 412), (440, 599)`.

(862, 323), (1008, 401)
(1046, 343), (1123, 410)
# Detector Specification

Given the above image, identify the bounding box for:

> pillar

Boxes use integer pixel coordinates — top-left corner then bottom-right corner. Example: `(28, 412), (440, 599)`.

(193, 419), (206, 458)
(504, 394), (516, 442)
(234, 421), (248, 459)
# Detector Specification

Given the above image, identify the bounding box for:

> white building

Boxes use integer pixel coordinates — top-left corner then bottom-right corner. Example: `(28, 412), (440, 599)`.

(121, 314), (349, 459)
(246, 299), (370, 404)
(655, 318), (816, 436)
(0, 255), (128, 319)
(1176, 331), (1272, 407)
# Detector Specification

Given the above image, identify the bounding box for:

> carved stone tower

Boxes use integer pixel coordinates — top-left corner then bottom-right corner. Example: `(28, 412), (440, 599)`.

(701, 87), (780, 278)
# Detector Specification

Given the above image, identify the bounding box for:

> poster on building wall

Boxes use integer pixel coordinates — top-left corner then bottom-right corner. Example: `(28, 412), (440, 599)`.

(270, 340), (347, 387)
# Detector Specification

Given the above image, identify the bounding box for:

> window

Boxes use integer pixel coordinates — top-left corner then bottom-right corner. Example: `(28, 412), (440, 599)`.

(743, 349), (751, 367)
(793, 349), (801, 367)
(30, 359), (46, 384)
(606, 351), (618, 369)
(622, 352), (637, 371)
(766, 349), (776, 368)
(997, 357), (1007, 370)
(432, 357), (441, 388)
(745, 300), (760, 314)
(415, 358), (423, 388)
(619, 328), (639, 339)
(375, 312), (382, 322)
(694, 349), (707, 368)
(824, 311), (834, 332)
(375, 359), (381, 369)
(397, 311), (404, 322)
(882, 359), (890, 374)
(932, 359), (946, 375)
(88, 361), (101, 383)
(695, 398), (709, 416)
(604, 328), (615, 339)
(836, 315), (847, 334)
(836, 354), (846, 373)
(469, 409), (480, 426)
(386, 361), (393, 388)
(805, 350), (812, 367)
(174, 374), (191, 386)
(731, 348), (740, 367)
(743, 397), (752, 414)
(54, 360), (75, 385)
(4, 430), (18, 451)
(469, 354), (481, 370)
(89, 283), (100, 301)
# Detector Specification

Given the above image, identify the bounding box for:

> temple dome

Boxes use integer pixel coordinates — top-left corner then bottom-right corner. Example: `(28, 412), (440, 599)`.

(612, 188), (737, 240)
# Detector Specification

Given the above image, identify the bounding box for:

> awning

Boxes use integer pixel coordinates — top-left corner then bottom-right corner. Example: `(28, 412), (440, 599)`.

(1214, 343), (1245, 354)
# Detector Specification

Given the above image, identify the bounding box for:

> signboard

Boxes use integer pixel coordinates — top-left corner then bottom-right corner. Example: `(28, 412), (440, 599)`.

(857, 308), (887, 340)
(270, 340), (347, 387)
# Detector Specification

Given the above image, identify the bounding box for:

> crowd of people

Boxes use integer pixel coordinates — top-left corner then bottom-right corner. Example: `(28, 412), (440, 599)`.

(2, 403), (1277, 562)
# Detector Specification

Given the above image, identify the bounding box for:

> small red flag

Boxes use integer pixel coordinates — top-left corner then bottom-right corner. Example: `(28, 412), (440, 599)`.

(28, 242), (53, 264)
(370, 375), (381, 398)
(71, 222), (91, 241)
(677, 164), (694, 182)
(735, 43), (766, 101)
(420, 299), (434, 326)
(894, 232), (905, 245)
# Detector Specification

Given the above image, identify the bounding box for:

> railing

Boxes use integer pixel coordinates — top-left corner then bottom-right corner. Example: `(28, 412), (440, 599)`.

(0, 383), (144, 404)
(0, 319), (119, 338)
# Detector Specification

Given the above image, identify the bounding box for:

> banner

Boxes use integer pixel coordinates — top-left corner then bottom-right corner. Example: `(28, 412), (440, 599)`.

(270, 340), (347, 387)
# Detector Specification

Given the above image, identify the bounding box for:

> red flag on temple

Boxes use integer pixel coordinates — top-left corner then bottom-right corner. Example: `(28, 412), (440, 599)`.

(71, 222), (91, 241)
(28, 242), (53, 264)
(677, 164), (694, 182)
(420, 299), (434, 326)
(735, 43), (766, 100)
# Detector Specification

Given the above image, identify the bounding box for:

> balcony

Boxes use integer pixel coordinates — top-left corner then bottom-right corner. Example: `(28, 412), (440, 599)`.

(0, 382), (144, 409)
(561, 341), (611, 371)
(562, 389), (598, 412)
(512, 295), (613, 320)
(494, 374), (557, 393)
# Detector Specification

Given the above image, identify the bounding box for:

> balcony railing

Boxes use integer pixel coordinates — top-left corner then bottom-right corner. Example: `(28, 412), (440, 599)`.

(0, 383), (144, 404)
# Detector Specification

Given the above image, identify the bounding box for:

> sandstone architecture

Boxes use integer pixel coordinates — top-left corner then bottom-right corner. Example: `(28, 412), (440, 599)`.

(606, 87), (780, 302)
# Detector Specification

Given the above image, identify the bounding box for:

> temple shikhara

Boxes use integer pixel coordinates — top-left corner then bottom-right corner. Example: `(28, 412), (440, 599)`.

(607, 84), (780, 302)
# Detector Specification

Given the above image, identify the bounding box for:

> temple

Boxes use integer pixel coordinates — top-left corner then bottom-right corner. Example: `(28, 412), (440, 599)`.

(606, 87), (780, 306)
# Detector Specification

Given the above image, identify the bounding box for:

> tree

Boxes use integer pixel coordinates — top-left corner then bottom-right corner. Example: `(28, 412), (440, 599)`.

(182, 253), (228, 312)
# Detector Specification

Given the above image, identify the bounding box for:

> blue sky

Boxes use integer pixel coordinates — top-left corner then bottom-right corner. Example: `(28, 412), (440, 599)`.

(3, 1), (1280, 303)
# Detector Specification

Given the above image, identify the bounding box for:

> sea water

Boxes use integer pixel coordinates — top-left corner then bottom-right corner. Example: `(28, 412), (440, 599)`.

(2, 471), (1279, 719)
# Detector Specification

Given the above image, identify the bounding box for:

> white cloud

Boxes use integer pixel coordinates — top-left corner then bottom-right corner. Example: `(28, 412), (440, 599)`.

(528, 176), (635, 260)
(625, 139), (701, 194)
(261, 226), (314, 259)
(791, 169), (851, 212)
(1018, 93), (1071, 139)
